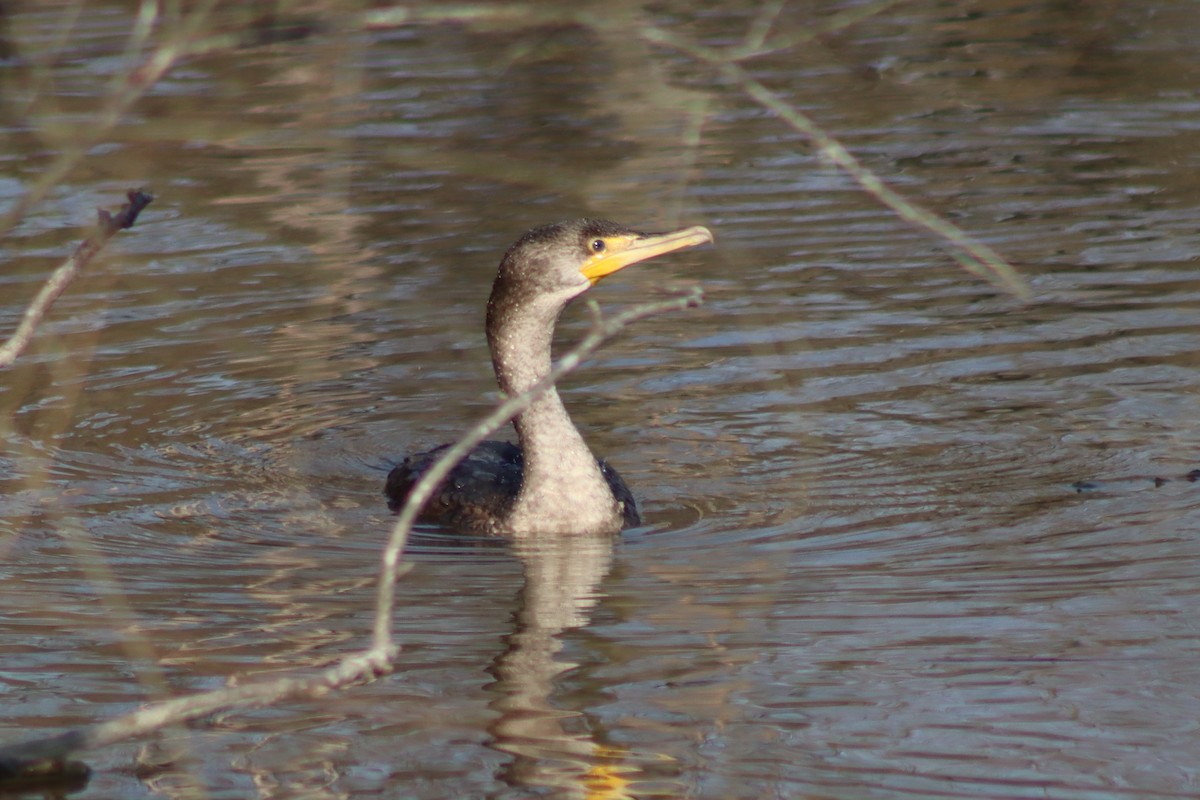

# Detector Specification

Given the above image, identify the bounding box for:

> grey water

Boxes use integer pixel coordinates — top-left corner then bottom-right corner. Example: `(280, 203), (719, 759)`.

(3, 2), (1200, 798)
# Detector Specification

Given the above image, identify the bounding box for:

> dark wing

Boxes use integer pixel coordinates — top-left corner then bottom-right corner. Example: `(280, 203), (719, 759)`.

(599, 459), (641, 528)
(385, 441), (641, 533)
(384, 440), (524, 535)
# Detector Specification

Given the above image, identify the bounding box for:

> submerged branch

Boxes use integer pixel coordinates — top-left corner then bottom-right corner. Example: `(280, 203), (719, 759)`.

(0, 190), (153, 369)
(0, 285), (703, 788)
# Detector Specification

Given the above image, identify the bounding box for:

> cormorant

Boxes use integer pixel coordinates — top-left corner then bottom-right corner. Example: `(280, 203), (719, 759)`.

(385, 219), (713, 536)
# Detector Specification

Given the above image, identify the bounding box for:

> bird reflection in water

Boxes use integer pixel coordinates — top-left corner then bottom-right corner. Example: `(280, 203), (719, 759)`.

(486, 535), (666, 799)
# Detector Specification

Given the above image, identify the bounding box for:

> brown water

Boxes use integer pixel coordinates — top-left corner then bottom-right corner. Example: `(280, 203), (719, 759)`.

(4, 2), (1200, 798)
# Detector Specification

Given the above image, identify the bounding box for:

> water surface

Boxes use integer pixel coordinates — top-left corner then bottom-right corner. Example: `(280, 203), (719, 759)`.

(3, 2), (1200, 798)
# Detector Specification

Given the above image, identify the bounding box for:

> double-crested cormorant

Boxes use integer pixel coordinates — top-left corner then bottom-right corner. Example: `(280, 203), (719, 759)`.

(384, 219), (713, 536)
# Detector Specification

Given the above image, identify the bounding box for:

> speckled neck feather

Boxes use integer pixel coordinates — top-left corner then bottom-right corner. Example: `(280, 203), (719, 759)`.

(486, 231), (623, 534)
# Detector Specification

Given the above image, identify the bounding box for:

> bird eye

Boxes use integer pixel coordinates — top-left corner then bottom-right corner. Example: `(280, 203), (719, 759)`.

(590, 239), (606, 253)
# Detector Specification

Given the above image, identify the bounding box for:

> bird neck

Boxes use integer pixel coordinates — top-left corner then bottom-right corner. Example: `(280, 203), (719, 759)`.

(486, 289), (620, 532)
(488, 290), (599, 473)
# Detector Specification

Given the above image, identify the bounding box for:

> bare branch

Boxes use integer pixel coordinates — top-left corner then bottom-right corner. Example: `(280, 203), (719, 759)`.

(0, 285), (703, 788)
(370, 286), (705, 657)
(0, 190), (154, 369)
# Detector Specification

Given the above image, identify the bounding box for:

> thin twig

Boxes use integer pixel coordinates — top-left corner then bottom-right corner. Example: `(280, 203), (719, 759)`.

(0, 190), (154, 369)
(0, 286), (704, 786)
(0, 0), (219, 242)
(729, 0), (912, 59)
(728, 65), (1028, 298)
(741, 0), (789, 55)
(639, 26), (1030, 300)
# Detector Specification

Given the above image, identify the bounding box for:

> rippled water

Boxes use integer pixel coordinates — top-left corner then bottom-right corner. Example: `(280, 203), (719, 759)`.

(3, 2), (1200, 798)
